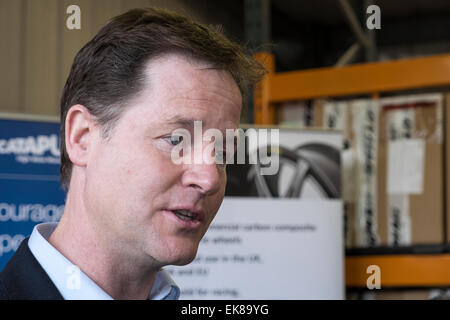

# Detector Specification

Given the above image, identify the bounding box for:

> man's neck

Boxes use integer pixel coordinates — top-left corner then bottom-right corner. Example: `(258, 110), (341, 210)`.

(48, 187), (160, 300)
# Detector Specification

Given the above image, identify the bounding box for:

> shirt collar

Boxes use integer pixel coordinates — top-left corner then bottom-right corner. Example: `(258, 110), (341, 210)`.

(28, 222), (180, 300)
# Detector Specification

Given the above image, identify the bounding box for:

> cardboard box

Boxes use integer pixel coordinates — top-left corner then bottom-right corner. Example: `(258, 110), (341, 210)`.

(277, 100), (314, 127)
(378, 94), (444, 246)
(314, 94), (444, 248)
(446, 93), (450, 244)
(313, 99), (359, 248)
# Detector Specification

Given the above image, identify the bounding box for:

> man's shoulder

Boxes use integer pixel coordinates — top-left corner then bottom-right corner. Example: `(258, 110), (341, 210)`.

(0, 238), (32, 300)
(0, 277), (9, 300)
(0, 238), (63, 300)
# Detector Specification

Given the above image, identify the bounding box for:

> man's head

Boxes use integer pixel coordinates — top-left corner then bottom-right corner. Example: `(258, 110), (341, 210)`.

(60, 7), (265, 190)
(60, 8), (265, 266)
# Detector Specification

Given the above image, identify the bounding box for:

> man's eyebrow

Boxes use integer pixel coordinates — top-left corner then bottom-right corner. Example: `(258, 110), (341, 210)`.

(164, 116), (201, 128)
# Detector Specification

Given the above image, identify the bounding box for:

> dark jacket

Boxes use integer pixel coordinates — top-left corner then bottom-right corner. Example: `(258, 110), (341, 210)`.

(0, 238), (63, 300)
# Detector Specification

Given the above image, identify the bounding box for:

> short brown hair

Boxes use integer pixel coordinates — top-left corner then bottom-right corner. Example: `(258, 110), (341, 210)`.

(59, 7), (266, 190)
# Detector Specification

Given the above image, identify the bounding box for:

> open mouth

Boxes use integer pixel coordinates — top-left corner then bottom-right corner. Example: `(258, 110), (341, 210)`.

(172, 209), (199, 222)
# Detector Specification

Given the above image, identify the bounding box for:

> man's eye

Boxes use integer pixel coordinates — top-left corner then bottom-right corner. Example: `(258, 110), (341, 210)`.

(166, 135), (183, 146)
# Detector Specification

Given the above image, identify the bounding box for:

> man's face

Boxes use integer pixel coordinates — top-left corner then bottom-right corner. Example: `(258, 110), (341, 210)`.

(84, 54), (242, 267)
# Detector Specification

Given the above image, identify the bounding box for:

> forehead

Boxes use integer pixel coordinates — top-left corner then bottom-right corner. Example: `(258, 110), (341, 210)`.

(132, 54), (242, 128)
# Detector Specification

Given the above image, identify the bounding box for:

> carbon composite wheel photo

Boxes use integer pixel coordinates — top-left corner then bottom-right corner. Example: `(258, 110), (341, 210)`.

(225, 143), (341, 199)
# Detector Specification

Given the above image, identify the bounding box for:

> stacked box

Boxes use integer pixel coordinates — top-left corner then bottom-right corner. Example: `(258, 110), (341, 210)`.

(378, 94), (444, 246)
(313, 99), (360, 247)
(445, 93), (450, 244)
(310, 94), (445, 248)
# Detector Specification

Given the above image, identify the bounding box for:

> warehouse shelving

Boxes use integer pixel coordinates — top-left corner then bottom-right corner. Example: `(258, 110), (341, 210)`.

(253, 52), (450, 287)
(347, 253), (450, 287)
(254, 52), (450, 124)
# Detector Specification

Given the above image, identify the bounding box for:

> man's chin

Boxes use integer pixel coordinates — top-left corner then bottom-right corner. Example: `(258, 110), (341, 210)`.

(155, 243), (199, 266)
(169, 249), (198, 266)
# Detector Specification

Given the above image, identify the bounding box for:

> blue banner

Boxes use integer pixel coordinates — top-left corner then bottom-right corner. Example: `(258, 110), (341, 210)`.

(0, 115), (66, 270)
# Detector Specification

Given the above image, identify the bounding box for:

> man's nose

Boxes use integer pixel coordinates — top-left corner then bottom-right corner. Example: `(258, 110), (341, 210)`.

(181, 162), (222, 196)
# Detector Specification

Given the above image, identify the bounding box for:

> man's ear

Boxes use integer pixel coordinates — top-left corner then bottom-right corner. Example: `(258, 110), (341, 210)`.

(65, 104), (94, 168)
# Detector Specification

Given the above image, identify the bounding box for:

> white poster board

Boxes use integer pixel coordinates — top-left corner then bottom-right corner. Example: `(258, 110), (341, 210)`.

(165, 197), (344, 300)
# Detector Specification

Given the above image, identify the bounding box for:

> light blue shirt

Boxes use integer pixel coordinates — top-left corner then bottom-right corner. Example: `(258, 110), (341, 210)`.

(28, 222), (180, 300)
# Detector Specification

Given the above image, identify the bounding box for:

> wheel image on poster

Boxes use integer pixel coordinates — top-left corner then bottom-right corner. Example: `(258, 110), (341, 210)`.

(225, 143), (341, 199)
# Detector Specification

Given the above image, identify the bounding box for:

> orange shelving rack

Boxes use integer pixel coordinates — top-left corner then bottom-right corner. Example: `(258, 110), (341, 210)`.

(253, 52), (450, 288)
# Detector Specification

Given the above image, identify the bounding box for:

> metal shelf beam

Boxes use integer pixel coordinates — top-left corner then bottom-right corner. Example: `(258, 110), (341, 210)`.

(268, 53), (450, 102)
(346, 254), (450, 287)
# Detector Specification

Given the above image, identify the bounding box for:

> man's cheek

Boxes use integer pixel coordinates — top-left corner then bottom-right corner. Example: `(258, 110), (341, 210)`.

(210, 192), (226, 220)
(218, 178), (227, 202)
